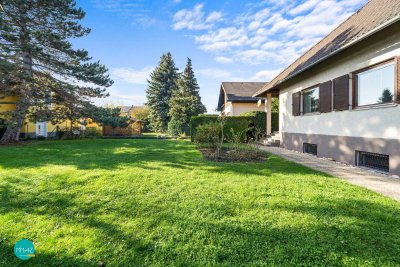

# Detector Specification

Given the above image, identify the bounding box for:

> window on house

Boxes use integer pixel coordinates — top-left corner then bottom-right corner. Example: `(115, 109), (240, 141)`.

(355, 62), (395, 106)
(303, 143), (317, 156)
(356, 151), (389, 173)
(303, 86), (319, 113)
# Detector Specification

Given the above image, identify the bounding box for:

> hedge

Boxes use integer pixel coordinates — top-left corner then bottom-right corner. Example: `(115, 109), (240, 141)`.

(239, 111), (266, 131)
(190, 111), (279, 141)
(190, 111), (267, 142)
(271, 113), (279, 132)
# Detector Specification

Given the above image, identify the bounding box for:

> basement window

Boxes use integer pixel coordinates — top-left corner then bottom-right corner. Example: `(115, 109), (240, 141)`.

(303, 143), (317, 156)
(356, 151), (389, 173)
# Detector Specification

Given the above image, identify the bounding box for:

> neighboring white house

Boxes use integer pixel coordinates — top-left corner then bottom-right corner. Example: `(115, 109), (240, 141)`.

(217, 82), (266, 116)
(254, 0), (400, 176)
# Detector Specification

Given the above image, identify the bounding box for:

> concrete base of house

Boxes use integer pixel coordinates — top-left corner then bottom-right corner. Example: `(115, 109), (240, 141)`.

(282, 132), (400, 176)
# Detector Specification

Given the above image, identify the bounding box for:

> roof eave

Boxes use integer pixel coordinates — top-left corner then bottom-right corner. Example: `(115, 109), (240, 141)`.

(253, 14), (400, 97)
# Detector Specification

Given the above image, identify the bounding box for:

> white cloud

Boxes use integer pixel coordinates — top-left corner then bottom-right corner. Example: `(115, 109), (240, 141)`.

(93, 87), (147, 106)
(206, 11), (223, 23)
(195, 27), (248, 51)
(172, 0), (368, 66)
(214, 56), (234, 64)
(250, 69), (283, 82)
(111, 67), (153, 85)
(289, 0), (319, 15)
(172, 4), (222, 30)
(197, 68), (242, 81)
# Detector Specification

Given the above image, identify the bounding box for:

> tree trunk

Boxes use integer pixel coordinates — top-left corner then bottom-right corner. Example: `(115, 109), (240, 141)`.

(0, 100), (29, 144)
(0, 40), (33, 144)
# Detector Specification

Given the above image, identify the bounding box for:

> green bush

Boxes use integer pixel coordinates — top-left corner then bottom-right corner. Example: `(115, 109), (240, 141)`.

(168, 118), (185, 137)
(190, 115), (252, 142)
(239, 111), (266, 131)
(85, 127), (102, 138)
(272, 113), (279, 132)
(193, 122), (221, 149)
(190, 112), (272, 142)
(241, 111), (279, 132)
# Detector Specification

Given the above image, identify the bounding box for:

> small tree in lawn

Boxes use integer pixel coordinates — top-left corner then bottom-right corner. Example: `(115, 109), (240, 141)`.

(0, 1), (112, 144)
(146, 52), (179, 133)
(168, 58), (206, 135)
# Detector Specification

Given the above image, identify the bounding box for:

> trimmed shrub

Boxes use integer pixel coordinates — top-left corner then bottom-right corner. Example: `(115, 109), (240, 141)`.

(271, 113), (279, 132)
(190, 115), (252, 142)
(190, 111), (279, 142)
(193, 122), (221, 149)
(241, 111), (279, 132)
(239, 111), (266, 131)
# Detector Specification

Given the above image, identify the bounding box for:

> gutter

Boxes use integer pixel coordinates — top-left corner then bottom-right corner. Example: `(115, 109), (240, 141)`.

(254, 14), (400, 97)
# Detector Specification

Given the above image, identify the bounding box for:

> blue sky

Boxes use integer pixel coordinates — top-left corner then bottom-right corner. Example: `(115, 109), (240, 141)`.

(74, 0), (368, 112)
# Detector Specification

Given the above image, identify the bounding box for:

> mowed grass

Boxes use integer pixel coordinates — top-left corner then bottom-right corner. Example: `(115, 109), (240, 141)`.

(0, 139), (399, 267)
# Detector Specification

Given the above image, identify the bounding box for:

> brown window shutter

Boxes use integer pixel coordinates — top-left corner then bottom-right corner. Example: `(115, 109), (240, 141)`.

(292, 92), (301, 116)
(333, 74), (349, 111)
(319, 81), (332, 113)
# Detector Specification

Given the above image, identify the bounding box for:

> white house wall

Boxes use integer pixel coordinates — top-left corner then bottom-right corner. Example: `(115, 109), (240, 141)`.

(278, 26), (400, 175)
(226, 102), (265, 116)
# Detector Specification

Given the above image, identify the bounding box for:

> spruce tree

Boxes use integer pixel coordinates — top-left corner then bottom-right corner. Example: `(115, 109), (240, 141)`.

(146, 52), (179, 133)
(168, 58), (206, 135)
(0, 0), (113, 143)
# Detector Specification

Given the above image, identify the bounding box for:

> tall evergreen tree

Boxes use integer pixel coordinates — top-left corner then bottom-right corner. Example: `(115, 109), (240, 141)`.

(146, 52), (179, 133)
(0, 0), (113, 143)
(168, 58), (206, 134)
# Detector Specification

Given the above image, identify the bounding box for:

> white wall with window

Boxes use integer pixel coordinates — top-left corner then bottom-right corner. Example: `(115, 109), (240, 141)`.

(355, 62), (395, 106)
(302, 86), (319, 114)
(278, 30), (400, 140)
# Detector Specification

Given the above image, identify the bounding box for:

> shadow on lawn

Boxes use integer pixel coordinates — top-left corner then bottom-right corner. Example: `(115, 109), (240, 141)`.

(1, 176), (399, 266)
(0, 139), (328, 178)
(3, 140), (398, 265)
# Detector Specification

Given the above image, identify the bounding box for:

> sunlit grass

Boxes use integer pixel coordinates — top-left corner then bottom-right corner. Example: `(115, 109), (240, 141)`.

(0, 139), (399, 266)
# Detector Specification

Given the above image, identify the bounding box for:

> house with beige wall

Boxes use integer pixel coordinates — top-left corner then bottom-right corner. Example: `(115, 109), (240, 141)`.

(255, 0), (400, 176)
(217, 82), (266, 116)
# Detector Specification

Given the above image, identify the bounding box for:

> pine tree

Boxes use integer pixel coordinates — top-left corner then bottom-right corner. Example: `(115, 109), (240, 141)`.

(0, 0), (113, 143)
(146, 52), (179, 133)
(168, 58), (206, 135)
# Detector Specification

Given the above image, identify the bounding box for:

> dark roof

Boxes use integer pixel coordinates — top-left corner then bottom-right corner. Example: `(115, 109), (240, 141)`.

(255, 0), (400, 96)
(217, 82), (267, 111)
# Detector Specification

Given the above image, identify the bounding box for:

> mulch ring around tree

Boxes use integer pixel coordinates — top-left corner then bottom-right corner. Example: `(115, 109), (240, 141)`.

(199, 147), (267, 163)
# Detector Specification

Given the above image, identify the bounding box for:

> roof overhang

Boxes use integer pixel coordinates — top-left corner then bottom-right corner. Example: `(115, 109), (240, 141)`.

(254, 15), (400, 97)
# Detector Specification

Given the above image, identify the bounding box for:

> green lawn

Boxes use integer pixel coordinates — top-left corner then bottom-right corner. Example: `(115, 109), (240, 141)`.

(0, 139), (399, 266)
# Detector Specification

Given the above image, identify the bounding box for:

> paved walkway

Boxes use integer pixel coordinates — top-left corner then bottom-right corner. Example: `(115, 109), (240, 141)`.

(259, 146), (400, 201)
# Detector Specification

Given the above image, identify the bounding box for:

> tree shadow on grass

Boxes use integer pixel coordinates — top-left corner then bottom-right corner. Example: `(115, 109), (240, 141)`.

(4, 139), (391, 265)
(0, 163), (400, 265)
(0, 242), (99, 267)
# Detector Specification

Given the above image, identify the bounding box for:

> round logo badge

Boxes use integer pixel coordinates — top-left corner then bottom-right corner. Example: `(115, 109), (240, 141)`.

(14, 239), (35, 260)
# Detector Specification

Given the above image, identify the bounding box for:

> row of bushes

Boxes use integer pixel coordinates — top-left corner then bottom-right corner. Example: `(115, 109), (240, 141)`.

(190, 111), (279, 142)
(190, 112), (268, 142)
